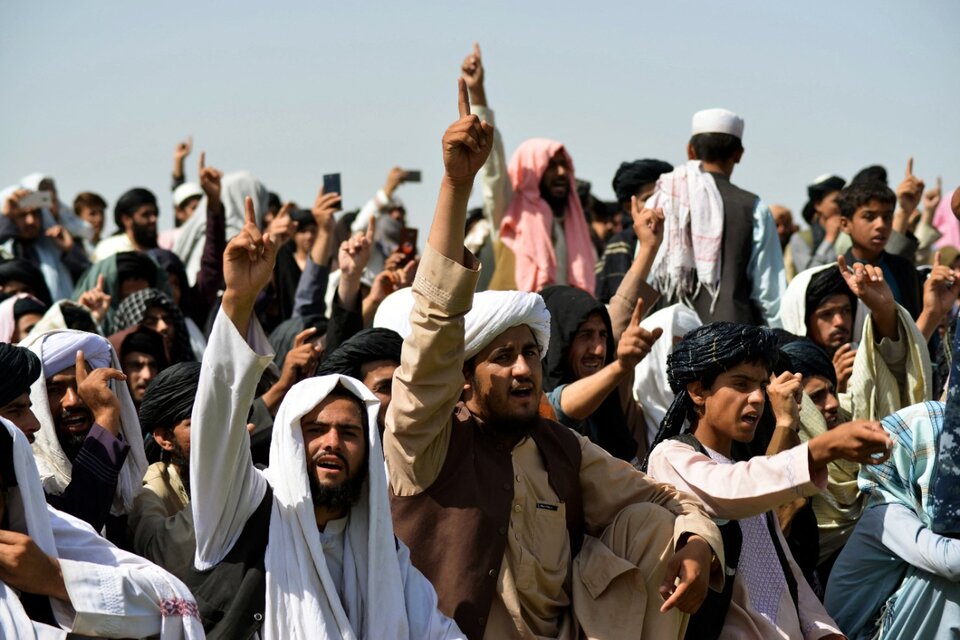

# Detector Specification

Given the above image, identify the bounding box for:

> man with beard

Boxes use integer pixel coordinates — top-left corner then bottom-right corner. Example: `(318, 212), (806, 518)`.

(0, 342), (43, 443)
(22, 330), (148, 543)
(95, 188), (160, 261)
(386, 80), (722, 640)
(185, 196), (463, 639)
(462, 44), (597, 293)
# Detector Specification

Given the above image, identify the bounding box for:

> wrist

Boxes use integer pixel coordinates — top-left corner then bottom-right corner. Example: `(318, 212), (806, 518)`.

(94, 408), (121, 434)
(468, 86), (487, 107)
(442, 173), (477, 191)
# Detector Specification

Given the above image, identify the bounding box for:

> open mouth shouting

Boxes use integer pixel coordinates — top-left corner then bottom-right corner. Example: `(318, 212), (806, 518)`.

(313, 452), (350, 480)
(59, 409), (92, 434)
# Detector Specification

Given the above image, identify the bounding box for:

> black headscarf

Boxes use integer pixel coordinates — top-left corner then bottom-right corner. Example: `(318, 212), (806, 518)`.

(0, 259), (53, 306)
(316, 328), (402, 379)
(117, 327), (169, 372)
(540, 285), (637, 461)
(642, 322), (780, 470)
(805, 267), (856, 326)
(0, 343), (41, 407)
(780, 339), (837, 388)
(138, 361), (201, 436)
(113, 188), (156, 230)
(611, 159), (673, 204)
(116, 251), (161, 291)
(12, 296), (47, 321)
(801, 175), (846, 224)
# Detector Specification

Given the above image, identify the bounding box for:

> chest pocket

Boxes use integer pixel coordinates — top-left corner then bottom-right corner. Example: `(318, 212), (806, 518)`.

(517, 500), (569, 590)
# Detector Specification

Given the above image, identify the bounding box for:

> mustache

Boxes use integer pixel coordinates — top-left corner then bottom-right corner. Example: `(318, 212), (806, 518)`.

(312, 450), (350, 474)
(58, 408), (93, 422)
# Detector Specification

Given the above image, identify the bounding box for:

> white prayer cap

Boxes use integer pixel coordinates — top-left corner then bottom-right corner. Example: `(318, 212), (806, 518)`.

(173, 182), (203, 208)
(465, 290), (550, 360)
(691, 108), (744, 140)
(38, 330), (113, 376)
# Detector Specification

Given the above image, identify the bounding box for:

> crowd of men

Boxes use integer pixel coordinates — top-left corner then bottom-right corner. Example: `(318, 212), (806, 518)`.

(1, 43), (959, 639)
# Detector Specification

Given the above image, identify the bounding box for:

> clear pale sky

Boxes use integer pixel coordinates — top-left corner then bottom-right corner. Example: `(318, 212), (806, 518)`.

(2, 1), (957, 235)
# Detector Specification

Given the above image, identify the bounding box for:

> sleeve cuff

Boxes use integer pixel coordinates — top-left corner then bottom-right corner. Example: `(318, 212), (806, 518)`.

(412, 246), (480, 313)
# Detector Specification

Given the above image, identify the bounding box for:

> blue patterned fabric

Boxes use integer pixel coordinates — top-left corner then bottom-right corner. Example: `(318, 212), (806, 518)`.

(933, 314), (960, 533)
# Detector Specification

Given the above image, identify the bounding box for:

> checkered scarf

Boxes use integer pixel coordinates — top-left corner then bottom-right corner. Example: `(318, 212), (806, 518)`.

(113, 288), (195, 363)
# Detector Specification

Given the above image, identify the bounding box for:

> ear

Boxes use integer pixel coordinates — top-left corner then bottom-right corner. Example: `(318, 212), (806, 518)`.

(461, 365), (474, 403)
(839, 216), (851, 232)
(686, 142), (696, 161)
(152, 427), (175, 452)
(687, 380), (706, 408)
(733, 146), (744, 164)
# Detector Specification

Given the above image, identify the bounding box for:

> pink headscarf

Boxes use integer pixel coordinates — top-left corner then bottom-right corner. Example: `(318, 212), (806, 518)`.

(0, 293), (42, 344)
(499, 139), (596, 294)
(934, 188), (960, 249)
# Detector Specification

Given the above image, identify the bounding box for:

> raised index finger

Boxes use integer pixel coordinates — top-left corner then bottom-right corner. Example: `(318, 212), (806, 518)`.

(96, 274), (105, 292)
(458, 77), (470, 118)
(244, 195), (256, 227)
(199, 151), (206, 173)
(906, 157), (914, 178)
(75, 350), (88, 384)
(293, 326), (318, 347)
(630, 298), (645, 325)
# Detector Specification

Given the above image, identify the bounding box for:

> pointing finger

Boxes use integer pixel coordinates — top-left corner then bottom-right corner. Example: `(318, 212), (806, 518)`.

(294, 326), (318, 347)
(935, 250), (942, 268)
(473, 42), (481, 59)
(244, 196), (256, 227)
(366, 215), (376, 243)
(199, 151), (206, 172)
(457, 77), (470, 118)
(630, 298), (645, 325)
(906, 157), (914, 178)
(937, 176), (942, 192)
(96, 274), (105, 292)
(75, 351), (87, 385)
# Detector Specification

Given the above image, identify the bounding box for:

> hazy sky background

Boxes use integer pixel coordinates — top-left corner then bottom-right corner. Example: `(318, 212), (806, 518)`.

(2, 1), (958, 236)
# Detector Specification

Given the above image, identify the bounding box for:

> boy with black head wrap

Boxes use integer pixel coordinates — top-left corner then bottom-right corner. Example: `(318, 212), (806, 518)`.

(645, 321), (894, 639)
(0, 342), (43, 443)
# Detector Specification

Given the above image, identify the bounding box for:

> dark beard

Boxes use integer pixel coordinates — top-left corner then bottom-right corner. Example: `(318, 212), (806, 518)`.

(310, 469), (366, 510)
(168, 440), (190, 497)
(539, 183), (568, 215)
(132, 221), (158, 248)
(59, 432), (87, 461)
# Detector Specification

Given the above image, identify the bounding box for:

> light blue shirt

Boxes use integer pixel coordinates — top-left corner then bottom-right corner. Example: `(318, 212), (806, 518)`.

(750, 199), (787, 328)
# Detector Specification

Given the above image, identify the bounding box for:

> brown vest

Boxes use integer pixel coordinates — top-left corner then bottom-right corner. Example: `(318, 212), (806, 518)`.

(692, 173), (765, 326)
(390, 405), (584, 640)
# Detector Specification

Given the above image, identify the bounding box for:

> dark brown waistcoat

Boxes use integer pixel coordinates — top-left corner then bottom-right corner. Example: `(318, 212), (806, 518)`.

(390, 404), (584, 640)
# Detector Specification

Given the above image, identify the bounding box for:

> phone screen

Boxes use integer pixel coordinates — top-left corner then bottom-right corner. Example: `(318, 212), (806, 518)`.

(403, 170), (422, 183)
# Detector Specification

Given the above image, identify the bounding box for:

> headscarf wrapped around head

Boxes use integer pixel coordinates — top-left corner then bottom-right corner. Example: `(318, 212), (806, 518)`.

(0, 342), (41, 407)
(0, 293), (46, 344)
(0, 259), (53, 306)
(642, 321), (780, 470)
(779, 263), (839, 337)
(138, 361), (201, 436)
(780, 338), (837, 388)
(804, 266), (855, 326)
(464, 290), (550, 361)
(316, 328), (402, 379)
(801, 174), (846, 224)
(611, 159), (674, 204)
(110, 326), (169, 372)
(113, 288), (194, 364)
(500, 139), (596, 294)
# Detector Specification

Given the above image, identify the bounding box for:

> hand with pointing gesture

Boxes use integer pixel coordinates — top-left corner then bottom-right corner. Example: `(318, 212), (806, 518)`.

(224, 196), (276, 307)
(616, 298), (662, 370)
(442, 79), (494, 186)
(460, 42), (486, 106)
(896, 157), (925, 216)
(75, 350), (125, 435)
(198, 151), (223, 212)
(77, 274), (112, 325)
(923, 176), (942, 214)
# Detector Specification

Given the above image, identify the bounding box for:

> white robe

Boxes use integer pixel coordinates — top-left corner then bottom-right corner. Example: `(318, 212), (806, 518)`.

(0, 417), (202, 639)
(190, 309), (464, 639)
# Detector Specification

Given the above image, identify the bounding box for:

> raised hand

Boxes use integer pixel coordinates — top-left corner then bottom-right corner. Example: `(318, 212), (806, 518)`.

(279, 327), (322, 386)
(198, 151), (223, 209)
(340, 217), (375, 281)
(896, 157), (925, 215)
(832, 343), (857, 394)
(616, 298), (662, 370)
(174, 136), (193, 164)
(383, 167), (406, 200)
(460, 42), (486, 106)
(767, 371), (803, 429)
(922, 250), (960, 322)
(2, 188), (31, 217)
(443, 79), (494, 185)
(45, 224), (74, 254)
(312, 187), (341, 232)
(923, 176), (942, 214)
(837, 256), (893, 312)
(77, 274), (112, 325)
(632, 197), (664, 252)
(223, 196), (277, 306)
(75, 350), (125, 435)
(267, 202), (296, 245)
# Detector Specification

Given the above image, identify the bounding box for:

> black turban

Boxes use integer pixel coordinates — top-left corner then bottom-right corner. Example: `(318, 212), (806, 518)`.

(13, 296), (47, 321)
(801, 175), (846, 223)
(118, 328), (169, 371)
(0, 343), (41, 408)
(611, 159), (673, 204)
(139, 361), (201, 435)
(642, 321), (780, 470)
(540, 285), (637, 461)
(316, 328), (402, 379)
(116, 251), (161, 290)
(805, 267), (855, 325)
(780, 339), (837, 388)
(0, 259), (53, 306)
(114, 188), (157, 229)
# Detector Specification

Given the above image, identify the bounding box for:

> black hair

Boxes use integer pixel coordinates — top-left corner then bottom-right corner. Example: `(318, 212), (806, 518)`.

(837, 181), (897, 220)
(689, 133), (743, 164)
(851, 165), (888, 187)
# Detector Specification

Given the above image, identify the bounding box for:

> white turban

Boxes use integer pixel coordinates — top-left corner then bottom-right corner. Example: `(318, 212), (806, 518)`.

(373, 288), (415, 339)
(35, 330), (113, 374)
(464, 290), (550, 360)
(20, 329), (148, 516)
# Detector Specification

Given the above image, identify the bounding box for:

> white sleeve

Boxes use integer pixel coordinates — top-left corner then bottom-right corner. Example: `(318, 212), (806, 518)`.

(351, 190), (393, 233)
(471, 105), (511, 238)
(748, 200), (787, 327)
(880, 502), (960, 580)
(47, 507), (193, 639)
(190, 309), (275, 569)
